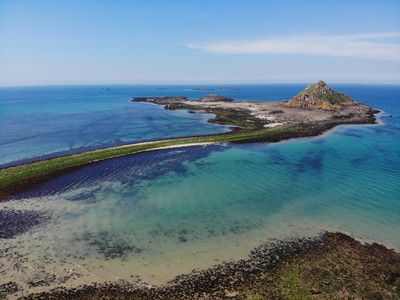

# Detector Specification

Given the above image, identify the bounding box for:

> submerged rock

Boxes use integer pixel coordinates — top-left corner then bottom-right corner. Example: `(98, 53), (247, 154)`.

(0, 210), (48, 238)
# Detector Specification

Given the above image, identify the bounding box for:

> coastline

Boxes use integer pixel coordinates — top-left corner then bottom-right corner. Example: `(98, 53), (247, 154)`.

(0, 82), (380, 200)
(13, 231), (399, 300)
(0, 84), (397, 299)
(0, 117), (378, 201)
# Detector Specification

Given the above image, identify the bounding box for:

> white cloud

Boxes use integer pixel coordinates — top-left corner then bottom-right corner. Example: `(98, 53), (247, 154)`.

(186, 32), (400, 61)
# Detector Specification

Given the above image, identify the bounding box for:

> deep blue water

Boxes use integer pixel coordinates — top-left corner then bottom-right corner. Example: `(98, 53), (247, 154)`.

(0, 84), (399, 286)
(1, 84), (398, 166)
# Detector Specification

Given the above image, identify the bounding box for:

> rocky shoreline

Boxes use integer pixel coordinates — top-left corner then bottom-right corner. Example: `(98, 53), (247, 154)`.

(133, 81), (379, 131)
(14, 232), (400, 300)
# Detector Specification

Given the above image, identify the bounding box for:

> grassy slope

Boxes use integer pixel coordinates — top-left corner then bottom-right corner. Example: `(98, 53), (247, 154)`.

(242, 233), (400, 300)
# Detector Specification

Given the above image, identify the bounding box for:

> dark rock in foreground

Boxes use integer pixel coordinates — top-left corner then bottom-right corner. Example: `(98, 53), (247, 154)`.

(22, 232), (400, 300)
(0, 281), (22, 299)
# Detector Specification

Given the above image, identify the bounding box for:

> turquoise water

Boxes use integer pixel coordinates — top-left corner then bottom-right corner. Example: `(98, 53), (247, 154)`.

(0, 85), (233, 165)
(0, 84), (399, 291)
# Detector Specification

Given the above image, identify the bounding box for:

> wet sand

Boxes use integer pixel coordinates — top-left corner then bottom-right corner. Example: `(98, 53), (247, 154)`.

(9, 232), (400, 300)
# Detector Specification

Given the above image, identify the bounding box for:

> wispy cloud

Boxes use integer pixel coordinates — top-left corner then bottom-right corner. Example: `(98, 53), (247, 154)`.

(186, 32), (400, 61)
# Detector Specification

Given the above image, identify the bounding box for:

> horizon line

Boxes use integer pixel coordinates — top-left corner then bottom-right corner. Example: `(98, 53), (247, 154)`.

(1, 81), (400, 88)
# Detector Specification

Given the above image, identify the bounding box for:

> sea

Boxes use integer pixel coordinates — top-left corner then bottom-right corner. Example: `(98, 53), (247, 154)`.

(0, 84), (399, 289)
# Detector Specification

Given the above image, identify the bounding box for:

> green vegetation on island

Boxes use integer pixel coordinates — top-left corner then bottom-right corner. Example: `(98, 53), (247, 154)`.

(0, 124), (322, 198)
(0, 81), (378, 199)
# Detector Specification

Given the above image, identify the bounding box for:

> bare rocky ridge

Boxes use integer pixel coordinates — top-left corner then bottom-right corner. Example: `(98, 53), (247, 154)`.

(283, 80), (355, 110)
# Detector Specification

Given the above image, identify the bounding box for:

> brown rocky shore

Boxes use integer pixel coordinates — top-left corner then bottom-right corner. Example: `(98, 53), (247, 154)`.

(15, 232), (400, 300)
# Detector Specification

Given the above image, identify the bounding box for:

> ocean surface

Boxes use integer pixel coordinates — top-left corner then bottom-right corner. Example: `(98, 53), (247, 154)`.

(0, 84), (399, 290)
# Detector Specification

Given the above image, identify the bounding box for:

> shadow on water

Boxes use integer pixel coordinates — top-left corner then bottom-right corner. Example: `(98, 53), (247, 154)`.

(339, 130), (364, 138)
(350, 154), (372, 167)
(10, 145), (226, 201)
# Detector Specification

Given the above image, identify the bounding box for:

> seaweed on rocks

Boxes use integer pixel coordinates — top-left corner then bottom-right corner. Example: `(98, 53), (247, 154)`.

(21, 232), (400, 300)
(0, 281), (22, 299)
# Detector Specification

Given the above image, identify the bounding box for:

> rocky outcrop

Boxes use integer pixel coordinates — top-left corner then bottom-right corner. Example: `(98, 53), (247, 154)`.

(131, 81), (378, 131)
(199, 94), (233, 102)
(284, 81), (355, 110)
(132, 96), (188, 104)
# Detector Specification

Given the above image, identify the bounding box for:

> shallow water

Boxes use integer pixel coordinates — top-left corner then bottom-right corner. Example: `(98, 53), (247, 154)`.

(0, 84), (399, 295)
(0, 85), (234, 166)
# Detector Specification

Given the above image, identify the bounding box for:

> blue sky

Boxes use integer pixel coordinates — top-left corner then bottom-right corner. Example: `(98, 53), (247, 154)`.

(0, 0), (399, 86)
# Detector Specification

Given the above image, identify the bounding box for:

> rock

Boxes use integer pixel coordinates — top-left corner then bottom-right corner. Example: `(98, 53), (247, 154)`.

(20, 232), (400, 300)
(0, 281), (22, 297)
(200, 94), (233, 102)
(224, 290), (239, 297)
(0, 209), (48, 239)
(284, 81), (355, 110)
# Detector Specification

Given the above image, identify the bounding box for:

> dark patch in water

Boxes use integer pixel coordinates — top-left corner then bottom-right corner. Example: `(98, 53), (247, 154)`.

(350, 154), (372, 167)
(375, 146), (400, 172)
(147, 218), (261, 244)
(340, 130), (364, 138)
(0, 210), (48, 238)
(295, 151), (325, 174)
(65, 186), (106, 202)
(294, 148), (338, 175)
(310, 138), (325, 145)
(370, 125), (395, 135)
(230, 220), (256, 234)
(266, 149), (289, 166)
(79, 231), (142, 260)
(178, 236), (188, 243)
(10, 145), (225, 201)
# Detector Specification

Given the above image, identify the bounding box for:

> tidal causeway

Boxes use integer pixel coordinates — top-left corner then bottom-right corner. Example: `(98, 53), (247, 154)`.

(1, 82), (398, 300)
(0, 81), (379, 200)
